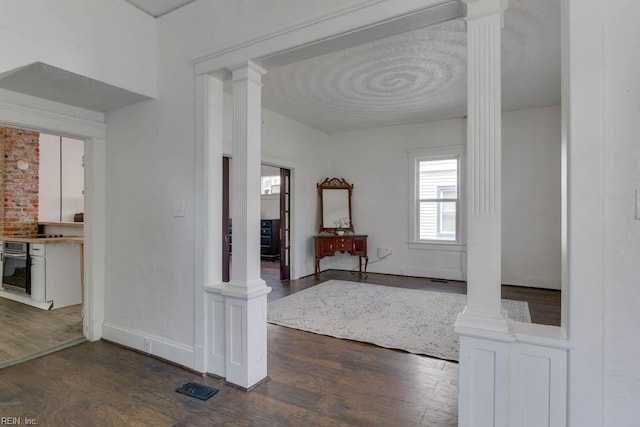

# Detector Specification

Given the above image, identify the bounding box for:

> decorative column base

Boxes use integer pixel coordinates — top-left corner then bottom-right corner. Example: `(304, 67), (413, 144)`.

(455, 315), (569, 427)
(455, 310), (513, 427)
(221, 284), (271, 389)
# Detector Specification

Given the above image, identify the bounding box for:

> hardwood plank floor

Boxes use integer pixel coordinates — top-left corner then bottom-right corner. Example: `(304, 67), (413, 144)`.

(0, 267), (560, 426)
(0, 297), (83, 368)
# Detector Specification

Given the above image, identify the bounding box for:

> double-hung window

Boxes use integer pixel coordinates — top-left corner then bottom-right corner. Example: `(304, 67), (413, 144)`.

(408, 146), (464, 248)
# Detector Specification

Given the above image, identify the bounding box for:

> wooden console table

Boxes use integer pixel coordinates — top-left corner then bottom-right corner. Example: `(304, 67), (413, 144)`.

(315, 234), (368, 277)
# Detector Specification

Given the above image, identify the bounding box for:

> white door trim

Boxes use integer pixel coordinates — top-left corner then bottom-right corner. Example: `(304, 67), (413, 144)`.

(0, 89), (106, 341)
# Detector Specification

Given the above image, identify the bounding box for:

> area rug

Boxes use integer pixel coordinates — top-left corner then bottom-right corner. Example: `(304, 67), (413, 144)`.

(267, 280), (531, 361)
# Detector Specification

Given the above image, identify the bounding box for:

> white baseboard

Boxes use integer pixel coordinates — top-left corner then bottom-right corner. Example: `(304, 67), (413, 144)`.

(395, 266), (466, 282)
(502, 275), (561, 290)
(102, 322), (194, 369)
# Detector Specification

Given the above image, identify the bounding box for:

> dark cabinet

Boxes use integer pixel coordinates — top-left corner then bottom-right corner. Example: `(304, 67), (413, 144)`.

(315, 234), (368, 276)
(260, 219), (280, 261)
(227, 219), (280, 261)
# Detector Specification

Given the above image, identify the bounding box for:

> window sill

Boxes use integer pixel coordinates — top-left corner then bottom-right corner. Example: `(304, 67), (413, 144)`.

(408, 242), (466, 252)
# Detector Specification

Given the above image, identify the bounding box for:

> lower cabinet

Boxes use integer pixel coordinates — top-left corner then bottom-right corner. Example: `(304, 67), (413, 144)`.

(30, 243), (82, 309)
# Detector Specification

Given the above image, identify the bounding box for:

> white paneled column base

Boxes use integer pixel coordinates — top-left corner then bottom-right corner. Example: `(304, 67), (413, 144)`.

(222, 287), (270, 389)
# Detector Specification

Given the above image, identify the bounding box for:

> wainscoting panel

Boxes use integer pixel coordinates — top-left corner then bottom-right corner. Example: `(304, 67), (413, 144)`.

(458, 336), (511, 427)
(510, 343), (568, 427)
(206, 291), (226, 376)
(458, 324), (569, 427)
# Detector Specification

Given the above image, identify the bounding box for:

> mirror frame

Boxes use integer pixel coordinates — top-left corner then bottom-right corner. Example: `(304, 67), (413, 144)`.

(317, 177), (354, 233)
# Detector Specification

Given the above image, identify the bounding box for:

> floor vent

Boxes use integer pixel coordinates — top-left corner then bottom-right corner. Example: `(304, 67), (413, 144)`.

(176, 382), (219, 401)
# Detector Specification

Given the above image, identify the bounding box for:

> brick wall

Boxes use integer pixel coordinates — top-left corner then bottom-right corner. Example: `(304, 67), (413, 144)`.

(0, 127), (40, 236)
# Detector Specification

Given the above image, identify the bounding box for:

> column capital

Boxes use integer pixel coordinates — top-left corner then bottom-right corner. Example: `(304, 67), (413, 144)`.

(463, 0), (507, 21)
(229, 60), (267, 84)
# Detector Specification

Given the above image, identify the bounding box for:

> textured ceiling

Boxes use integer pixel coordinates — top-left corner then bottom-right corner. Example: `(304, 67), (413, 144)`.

(122, 0), (197, 18)
(0, 62), (152, 112)
(262, 0), (560, 134)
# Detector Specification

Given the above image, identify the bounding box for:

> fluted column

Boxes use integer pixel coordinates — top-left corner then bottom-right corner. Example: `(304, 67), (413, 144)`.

(456, 0), (508, 333)
(222, 61), (271, 389)
(455, 1), (511, 426)
(195, 74), (224, 374)
(229, 61), (267, 291)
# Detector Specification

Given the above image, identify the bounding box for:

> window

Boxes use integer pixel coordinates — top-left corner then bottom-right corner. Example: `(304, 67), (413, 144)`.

(408, 146), (464, 248)
(437, 186), (457, 237)
(261, 175), (280, 195)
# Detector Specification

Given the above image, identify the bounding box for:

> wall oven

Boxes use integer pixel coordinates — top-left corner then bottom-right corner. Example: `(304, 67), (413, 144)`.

(1, 241), (30, 295)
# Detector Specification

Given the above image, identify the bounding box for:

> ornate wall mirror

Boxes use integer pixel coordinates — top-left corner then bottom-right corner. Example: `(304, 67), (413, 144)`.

(317, 177), (354, 233)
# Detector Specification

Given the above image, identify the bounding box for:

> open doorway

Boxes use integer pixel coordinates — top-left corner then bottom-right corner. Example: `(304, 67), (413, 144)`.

(222, 158), (291, 283)
(0, 126), (85, 368)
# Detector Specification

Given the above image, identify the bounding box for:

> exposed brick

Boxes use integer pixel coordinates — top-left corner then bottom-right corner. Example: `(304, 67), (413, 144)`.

(0, 126), (39, 235)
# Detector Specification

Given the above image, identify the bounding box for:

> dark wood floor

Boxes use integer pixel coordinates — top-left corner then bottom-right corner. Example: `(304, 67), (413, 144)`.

(0, 266), (560, 426)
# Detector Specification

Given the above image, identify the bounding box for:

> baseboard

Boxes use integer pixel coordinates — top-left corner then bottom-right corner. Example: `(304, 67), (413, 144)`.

(396, 267), (465, 282)
(102, 322), (194, 369)
(502, 275), (561, 290)
(314, 267), (465, 282)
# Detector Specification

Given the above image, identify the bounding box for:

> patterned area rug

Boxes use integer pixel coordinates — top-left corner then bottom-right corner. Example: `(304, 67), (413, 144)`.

(267, 280), (531, 361)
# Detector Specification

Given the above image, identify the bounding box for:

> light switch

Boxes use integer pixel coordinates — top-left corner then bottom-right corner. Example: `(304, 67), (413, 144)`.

(173, 200), (185, 217)
(636, 190), (640, 220)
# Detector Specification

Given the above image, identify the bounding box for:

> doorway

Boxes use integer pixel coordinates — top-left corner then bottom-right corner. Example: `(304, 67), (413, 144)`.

(0, 126), (85, 368)
(222, 157), (291, 282)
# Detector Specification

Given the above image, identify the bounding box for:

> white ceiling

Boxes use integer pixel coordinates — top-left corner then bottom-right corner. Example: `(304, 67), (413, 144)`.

(122, 0), (197, 18)
(0, 0), (558, 131)
(261, 0), (561, 134)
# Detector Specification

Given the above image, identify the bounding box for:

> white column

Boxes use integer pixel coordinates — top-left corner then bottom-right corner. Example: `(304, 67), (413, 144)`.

(223, 61), (271, 389)
(457, 0), (508, 332)
(84, 135), (106, 341)
(455, 1), (511, 426)
(229, 62), (266, 291)
(195, 74), (225, 374)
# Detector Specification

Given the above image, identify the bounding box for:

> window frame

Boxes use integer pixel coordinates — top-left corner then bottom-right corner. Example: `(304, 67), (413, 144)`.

(436, 185), (457, 238)
(408, 145), (466, 251)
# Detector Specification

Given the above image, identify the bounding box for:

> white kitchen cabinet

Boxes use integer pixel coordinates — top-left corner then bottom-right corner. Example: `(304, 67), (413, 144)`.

(38, 134), (61, 222)
(61, 137), (84, 221)
(29, 253), (46, 302)
(38, 134), (84, 222)
(30, 242), (82, 309)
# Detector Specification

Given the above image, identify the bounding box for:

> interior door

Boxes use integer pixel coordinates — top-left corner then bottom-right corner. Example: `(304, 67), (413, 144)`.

(279, 167), (291, 280)
(222, 156), (230, 282)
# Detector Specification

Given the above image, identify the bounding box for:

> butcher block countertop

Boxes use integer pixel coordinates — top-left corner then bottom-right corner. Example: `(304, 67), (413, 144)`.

(0, 236), (84, 244)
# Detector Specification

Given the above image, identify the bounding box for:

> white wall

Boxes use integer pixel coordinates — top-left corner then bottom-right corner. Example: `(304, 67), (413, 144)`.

(502, 105), (561, 289)
(105, 79), (325, 352)
(322, 106), (561, 287)
(325, 118), (467, 280)
(260, 108), (327, 276)
(603, 0), (640, 424)
(0, 0), (156, 98)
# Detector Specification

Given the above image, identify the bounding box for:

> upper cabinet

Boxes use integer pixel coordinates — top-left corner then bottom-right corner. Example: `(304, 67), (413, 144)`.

(38, 134), (84, 223)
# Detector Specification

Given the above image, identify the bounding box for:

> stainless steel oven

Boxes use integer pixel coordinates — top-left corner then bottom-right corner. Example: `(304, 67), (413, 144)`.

(1, 241), (30, 295)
